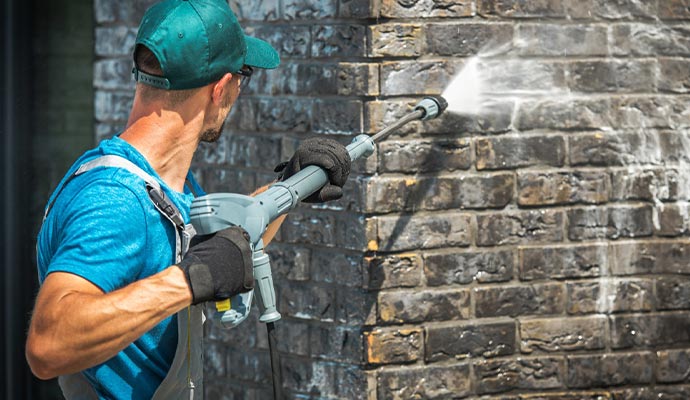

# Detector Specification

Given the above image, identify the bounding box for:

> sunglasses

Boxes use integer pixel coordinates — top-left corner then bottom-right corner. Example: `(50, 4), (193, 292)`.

(236, 66), (253, 91)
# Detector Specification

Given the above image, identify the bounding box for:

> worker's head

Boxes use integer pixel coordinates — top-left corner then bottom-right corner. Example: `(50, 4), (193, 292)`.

(132, 0), (279, 141)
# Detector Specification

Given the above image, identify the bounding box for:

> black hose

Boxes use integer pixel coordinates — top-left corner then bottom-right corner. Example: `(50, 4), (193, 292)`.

(267, 322), (283, 400)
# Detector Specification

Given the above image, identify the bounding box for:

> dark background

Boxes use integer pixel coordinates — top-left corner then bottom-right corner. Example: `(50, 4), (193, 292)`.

(2, 0), (94, 397)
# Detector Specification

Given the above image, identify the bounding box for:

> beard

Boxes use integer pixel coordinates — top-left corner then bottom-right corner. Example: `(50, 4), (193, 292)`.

(200, 123), (223, 143)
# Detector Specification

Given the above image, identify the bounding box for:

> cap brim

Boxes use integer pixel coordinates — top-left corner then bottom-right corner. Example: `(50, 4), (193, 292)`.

(244, 36), (280, 70)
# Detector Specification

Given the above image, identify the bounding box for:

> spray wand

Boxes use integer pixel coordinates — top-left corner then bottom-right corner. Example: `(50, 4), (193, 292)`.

(189, 95), (447, 399)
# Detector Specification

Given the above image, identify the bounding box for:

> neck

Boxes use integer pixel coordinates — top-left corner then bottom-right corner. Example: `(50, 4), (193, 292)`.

(120, 103), (204, 192)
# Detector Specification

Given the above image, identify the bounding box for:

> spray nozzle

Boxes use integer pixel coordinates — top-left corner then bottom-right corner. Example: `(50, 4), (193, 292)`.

(414, 96), (448, 121)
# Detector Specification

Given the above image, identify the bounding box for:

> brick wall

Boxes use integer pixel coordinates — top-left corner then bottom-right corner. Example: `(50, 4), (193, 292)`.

(93, 0), (690, 399)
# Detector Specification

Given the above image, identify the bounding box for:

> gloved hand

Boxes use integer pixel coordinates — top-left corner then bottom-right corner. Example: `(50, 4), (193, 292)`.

(274, 137), (351, 203)
(177, 226), (253, 305)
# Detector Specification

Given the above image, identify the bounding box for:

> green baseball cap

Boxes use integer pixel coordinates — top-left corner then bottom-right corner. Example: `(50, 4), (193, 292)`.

(133, 0), (280, 90)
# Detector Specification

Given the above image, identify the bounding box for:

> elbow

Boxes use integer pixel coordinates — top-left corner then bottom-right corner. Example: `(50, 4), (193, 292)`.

(26, 336), (60, 380)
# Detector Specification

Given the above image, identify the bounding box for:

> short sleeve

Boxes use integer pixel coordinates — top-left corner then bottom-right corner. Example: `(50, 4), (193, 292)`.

(47, 179), (149, 293)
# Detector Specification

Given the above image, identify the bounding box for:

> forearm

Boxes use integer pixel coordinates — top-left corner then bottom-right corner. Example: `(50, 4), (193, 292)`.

(27, 267), (192, 379)
(250, 183), (287, 245)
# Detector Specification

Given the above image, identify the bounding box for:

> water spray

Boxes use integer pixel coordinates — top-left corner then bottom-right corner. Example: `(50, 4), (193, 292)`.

(188, 95), (447, 400)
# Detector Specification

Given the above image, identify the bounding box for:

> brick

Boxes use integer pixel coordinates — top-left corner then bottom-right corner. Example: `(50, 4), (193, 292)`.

(611, 168), (686, 202)
(365, 173), (513, 213)
(520, 244), (606, 281)
(256, 98), (311, 132)
(266, 244), (310, 281)
(380, 59), (461, 96)
(312, 99), (362, 134)
(364, 328), (423, 365)
(368, 23), (426, 57)
(474, 283), (565, 318)
(310, 325), (362, 363)
(567, 353), (654, 388)
(659, 59), (690, 93)
(378, 289), (470, 324)
(229, 0), (280, 21)
(364, 253), (423, 289)
(310, 249), (362, 287)
(520, 316), (606, 353)
(284, 0), (337, 19)
(93, 58), (134, 90)
(657, 276), (690, 310)
(312, 24), (367, 58)
(516, 99), (612, 131)
(612, 96), (690, 130)
(566, 0), (658, 19)
(569, 60), (656, 93)
(377, 364), (472, 400)
(273, 320), (310, 356)
(335, 366), (371, 399)
(336, 287), (377, 325)
(281, 211), (335, 247)
(378, 139), (472, 173)
(478, 59), (567, 94)
(657, 349), (690, 382)
(567, 205), (654, 241)
(522, 393), (612, 400)
(611, 312), (690, 348)
(477, 210), (565, 247)
(475, 357), (565, 394)
(518, 171), (610, 206)
(478, 0), (567, 18)
(94, 91), (133, 122)
(95, 27), (137, 56)
(337, 63), (379, 96)
(94, 0), (155, 24)
(516, 24), (607, 56)
(610, 241), (690, 275)
(281, 358), (337, 395)
(227, 134), (282, 168)
(628, 23), (690, 56)
(659, 0), (690, 20)
(338, 0), (374, 18)
(375, 213), (472, 251)
(426, 321), (516, 362)
(425, 249), (514, 286)
(656, 203), (690, 236)
(382, 0), (473, 18)
(334, 212), (374, 251)
(476, 135), (566, 170)
(278, 282), (335, 322)
(203, 341), (226, 377)
(426, 23), (513, 56)
(243, 25), (310, 58)
(567, 279), (654, 314)
(570, 132), (665, 167)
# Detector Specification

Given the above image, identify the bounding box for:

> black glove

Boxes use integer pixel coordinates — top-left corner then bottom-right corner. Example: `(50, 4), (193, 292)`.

(178, 226), (253, 305)
(274, 137), (351, 203)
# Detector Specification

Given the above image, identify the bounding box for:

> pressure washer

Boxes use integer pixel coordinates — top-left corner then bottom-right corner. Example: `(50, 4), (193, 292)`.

(189, 95), (448, 399)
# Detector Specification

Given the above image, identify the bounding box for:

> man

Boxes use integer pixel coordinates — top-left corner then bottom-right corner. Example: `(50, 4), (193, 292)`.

(25, 0), (350, 398)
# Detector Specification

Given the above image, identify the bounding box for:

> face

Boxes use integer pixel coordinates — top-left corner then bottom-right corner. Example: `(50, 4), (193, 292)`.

(200, 73), (241, 143)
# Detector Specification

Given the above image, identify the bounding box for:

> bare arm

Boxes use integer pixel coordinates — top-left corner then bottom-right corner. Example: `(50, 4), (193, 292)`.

(250, 184), (287, 246)
(26, 267), (192, 380)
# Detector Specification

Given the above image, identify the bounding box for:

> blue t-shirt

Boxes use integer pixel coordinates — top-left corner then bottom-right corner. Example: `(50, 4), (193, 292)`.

(37, 136), (205, 399)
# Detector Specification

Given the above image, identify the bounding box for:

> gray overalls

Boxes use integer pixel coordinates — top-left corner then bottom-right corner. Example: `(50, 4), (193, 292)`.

(45, 155), (204, 400)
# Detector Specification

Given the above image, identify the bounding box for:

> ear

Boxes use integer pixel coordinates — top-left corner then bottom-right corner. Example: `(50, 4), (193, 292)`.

(211, 73), (234, 106)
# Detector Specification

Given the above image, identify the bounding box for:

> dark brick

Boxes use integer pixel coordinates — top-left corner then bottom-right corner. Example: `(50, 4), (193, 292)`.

(337, 62), (379, 96)
(94, 27), (137, 56)
(657, 349), (690, 382)
(426, 23), (514, 56)
(518, 171), (610, 206)
(94, 91), (133, 122)
(266, 244), (310, 281)
(425, 249), (514, 286)
(476, 135), (566, 170)
(273, 320), (310, 356)
(284, 0), (337, 19)
(477, 210), (565, 247)
(628, 24), (690, 56)
(312, 24), (367, 58)
(474, 283), (565, 318)
(478, 0), (567, 18)
(380, 60), (461, 96)
(376, 213), (472, 251)
(335, 366), (371, 400)
(567, 352), (654, 388)
(377, 364), (472, 400)
(378, 139), (472, 173)
(516, 99), (611, 131)
(281, 358), (337, 395)
(339, 0), (373, 18)
(520, 316), (607, 353)
(611, 312), (690, 348)
(569, 132), (666, 167)
(519, 244), (607, 281)
(655, 203), (690, 237)
(657, 276), (690, 310)
(567, 205), (654, 241)
(312, 99), (362, 134)
(611, 168), (684, 202)
(310, 249), (362, 287)
(569, 60), (656, 93)
(426, 321), (516, 362)
(381, 0), (473, 18)
(610, 241), (690, 275)
(378, 289), (470, 324)
(278, 282), (335, 322)
(659, 0), (690, 19)
(204, 341), (226, 377)
(516, 24), (607, 56)
(364, 253), (423, 289)
(336, 287), (377, 326)
(612, 96), (690, 130)
(659, 58), (690, 93)
(567, 279), (654, 314)
(93, 58), (133, 90)
(230, 0), (280, 21)
(310, 325), (362, 364)
(256, 98), (311, 132)
(243, 25), (310, 58)
(281, 210), (336, 247)
(475, 357), (565, 394)
(364, 328), (423, 365)
(368, 23), (426, 57)
(227, 134), (282, 168)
